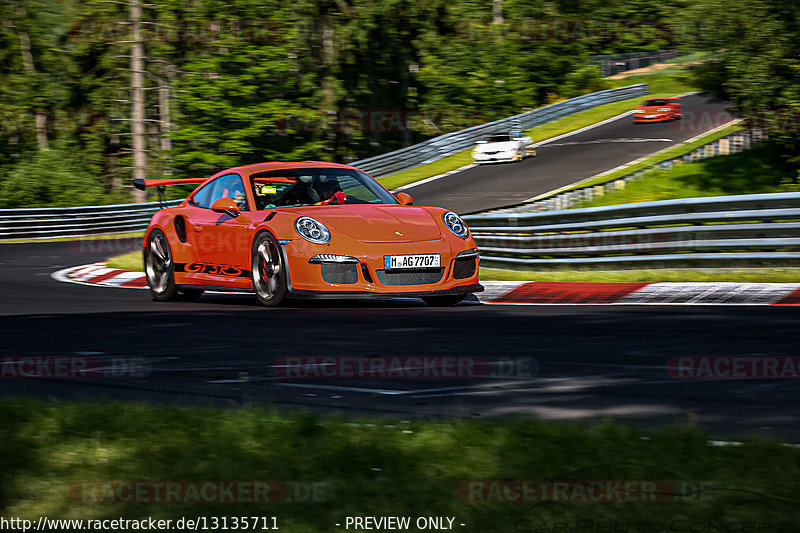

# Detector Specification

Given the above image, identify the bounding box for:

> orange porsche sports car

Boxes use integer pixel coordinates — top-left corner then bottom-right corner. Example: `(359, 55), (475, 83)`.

(134, 162), (483, 306)
(633, 97), (682, 123)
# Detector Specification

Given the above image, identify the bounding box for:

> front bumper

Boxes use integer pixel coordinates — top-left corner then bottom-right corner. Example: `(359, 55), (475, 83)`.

(288, 283), (484, 299)
(633, 114), (671, 122)
(472, 153), (519, 164)
(282, 237), (481, 296)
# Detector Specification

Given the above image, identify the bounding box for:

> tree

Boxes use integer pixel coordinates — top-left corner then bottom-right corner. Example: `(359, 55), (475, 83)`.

(168, 0), (317, 176)
(681, 0), (800, 169)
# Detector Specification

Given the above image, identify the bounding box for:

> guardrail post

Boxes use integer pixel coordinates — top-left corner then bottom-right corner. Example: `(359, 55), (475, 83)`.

(719, 138), (730, 155)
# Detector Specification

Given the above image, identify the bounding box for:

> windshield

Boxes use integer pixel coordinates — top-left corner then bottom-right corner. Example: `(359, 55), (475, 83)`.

(250, 167), (397, 210)
(644, 99), (669, 106)
(487, 134), (512, 142)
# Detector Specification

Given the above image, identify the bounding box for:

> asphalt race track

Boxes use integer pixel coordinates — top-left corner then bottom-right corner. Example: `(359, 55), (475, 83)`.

(409, 93), (733, 213)
(2, 241), (800, 441)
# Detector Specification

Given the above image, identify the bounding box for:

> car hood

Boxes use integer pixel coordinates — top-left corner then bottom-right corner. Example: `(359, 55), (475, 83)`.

(476, 141), (518, 152)
(285, 204), (444, 242)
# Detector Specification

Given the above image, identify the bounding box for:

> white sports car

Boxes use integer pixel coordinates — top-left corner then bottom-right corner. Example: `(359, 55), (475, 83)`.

(472, 132), (536, 164)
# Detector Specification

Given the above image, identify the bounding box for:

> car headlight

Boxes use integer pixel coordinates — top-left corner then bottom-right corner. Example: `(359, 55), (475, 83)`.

(443, 211), (469, 239)
(295, 216), (331, 244)
(658, 108), (671, 112)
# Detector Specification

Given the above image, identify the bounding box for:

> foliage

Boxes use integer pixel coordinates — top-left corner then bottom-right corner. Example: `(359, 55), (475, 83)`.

(0, 142), (105, 207)
(681, 0), (800, 170)
(0, 0), (707, 204)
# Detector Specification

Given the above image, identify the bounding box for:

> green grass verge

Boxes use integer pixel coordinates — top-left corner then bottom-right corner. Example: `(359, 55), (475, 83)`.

(575, 142), (797, 208)
(1, 399), (798, 526)
(480, 267), (800, 283)
(378, 70), (696, 192)
(378, 150), (474, 191)
(106, 250), (142, 271)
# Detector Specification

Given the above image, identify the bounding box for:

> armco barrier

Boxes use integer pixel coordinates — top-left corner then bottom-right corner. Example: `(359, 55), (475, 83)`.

(592, 50), (681, 77)
(0, 200), (181, 240)
(463, 192), (800, 268)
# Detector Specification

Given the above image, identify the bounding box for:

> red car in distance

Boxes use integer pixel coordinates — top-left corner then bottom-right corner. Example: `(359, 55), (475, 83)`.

(633, 97), (682, 123)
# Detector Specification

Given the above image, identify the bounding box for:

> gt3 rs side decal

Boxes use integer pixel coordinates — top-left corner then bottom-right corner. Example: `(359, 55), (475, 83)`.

(175, 262), (252, 278)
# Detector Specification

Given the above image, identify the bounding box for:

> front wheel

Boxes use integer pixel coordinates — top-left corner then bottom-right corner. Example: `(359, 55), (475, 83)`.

(422, 294), (467, 307)
(144, 229), (179, 301)
(251, 233), (287, 307)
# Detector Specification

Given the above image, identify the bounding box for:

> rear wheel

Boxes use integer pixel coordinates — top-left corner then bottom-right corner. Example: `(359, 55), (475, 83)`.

(422, 294), (467, 307)
(144, 229), (179, 301)
(251, 233), (287, 307)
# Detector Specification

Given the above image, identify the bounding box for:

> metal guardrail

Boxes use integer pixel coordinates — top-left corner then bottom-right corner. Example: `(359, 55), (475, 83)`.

(464, 193), (800, 268)
(0, 200), (181, 240)
(353, 84), (647, 178)
(592, 50), (681, 77)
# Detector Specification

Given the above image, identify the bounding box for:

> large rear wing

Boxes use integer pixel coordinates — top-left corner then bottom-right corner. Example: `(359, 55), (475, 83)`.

(133, 177), (209, 206)
(133, 177), (207, 191)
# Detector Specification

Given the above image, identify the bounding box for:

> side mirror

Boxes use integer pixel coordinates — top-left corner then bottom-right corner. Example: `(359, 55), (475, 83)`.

(211, 197), (241, 218)
(396, 192), (414, 206)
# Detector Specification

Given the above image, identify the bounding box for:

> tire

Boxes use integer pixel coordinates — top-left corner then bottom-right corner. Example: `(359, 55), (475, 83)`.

(422, 294), (467, 307)
(251, 232), (287, 307)
(144, 228), (179, 301)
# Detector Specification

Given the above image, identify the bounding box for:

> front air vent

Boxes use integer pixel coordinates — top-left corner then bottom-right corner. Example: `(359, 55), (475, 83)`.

(452, 257), (477, 279)
(321, 263), (358, 284)
(375, 268), (444, 286)
(360, 263), (374, 283)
